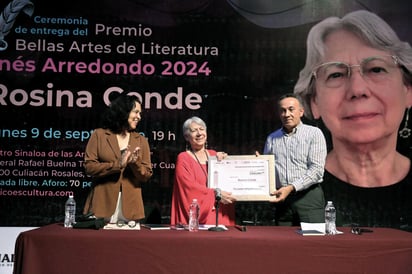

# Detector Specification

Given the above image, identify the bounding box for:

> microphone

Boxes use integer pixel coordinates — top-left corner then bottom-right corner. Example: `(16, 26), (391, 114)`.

(209, 188), (225, 232)
(215, 188), (221, 201)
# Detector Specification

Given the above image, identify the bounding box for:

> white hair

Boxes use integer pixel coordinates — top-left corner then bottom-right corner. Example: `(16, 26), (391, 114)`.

(294, 10), (412, 119)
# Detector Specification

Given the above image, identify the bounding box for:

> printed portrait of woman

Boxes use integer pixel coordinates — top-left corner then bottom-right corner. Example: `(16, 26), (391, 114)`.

(294, 10), (412, 231)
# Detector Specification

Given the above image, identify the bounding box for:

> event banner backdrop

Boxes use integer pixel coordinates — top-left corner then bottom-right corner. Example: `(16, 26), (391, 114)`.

(0, 0), (411, 226)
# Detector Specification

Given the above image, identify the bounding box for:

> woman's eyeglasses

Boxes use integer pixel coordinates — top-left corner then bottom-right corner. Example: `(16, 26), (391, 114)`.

(116, 220), (137, 228)
(312, 55), (401, 88)
(351, 224), (373, 235)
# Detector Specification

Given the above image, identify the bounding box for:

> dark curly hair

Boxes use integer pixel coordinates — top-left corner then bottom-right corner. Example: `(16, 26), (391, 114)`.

(101, 94), (142, 134)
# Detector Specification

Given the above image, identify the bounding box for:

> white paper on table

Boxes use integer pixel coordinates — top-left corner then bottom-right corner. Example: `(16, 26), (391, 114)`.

(300, 222), (343, 235)
(198, 224), (228, 230)
(300, 222), (326, 234)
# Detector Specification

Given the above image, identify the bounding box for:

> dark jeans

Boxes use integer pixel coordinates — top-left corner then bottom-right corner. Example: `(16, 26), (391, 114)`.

(275, 184), (325, 226)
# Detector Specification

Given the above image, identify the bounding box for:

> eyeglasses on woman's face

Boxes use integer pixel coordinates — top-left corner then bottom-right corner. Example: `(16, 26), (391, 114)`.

(312, 55), (401, 88)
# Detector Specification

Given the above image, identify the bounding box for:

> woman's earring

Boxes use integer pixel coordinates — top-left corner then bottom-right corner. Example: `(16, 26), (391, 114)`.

(399, 107), (411, 139)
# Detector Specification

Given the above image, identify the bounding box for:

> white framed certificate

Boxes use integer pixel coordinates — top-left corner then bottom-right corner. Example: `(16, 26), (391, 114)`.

(207, 155), (276, 201)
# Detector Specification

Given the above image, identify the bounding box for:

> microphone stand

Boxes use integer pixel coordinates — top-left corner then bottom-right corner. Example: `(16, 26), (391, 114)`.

(208, 194), (225, 232)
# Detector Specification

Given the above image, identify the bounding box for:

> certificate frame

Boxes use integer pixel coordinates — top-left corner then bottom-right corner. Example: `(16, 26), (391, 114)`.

(207, 155), (276, 201)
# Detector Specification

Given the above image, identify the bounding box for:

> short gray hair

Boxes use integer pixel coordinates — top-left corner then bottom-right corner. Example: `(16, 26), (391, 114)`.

(294, 10), (412, 119)
(182, 116), (207, 138)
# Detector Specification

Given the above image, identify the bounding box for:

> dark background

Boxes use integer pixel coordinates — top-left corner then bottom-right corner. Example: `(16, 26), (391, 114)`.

(0, 0), (411, 226)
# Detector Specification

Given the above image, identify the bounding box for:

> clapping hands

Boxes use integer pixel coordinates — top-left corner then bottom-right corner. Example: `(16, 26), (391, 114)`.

(119, 145), (141, 168)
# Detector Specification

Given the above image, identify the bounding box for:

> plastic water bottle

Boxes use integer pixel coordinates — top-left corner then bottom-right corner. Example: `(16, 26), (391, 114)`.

(188, 198), (199, 232)
(325, 201), (337, 235)
(64, 195), (76, 228)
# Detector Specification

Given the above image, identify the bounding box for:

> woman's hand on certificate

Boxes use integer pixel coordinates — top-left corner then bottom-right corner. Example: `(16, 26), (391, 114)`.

(216, 151), (228, 161)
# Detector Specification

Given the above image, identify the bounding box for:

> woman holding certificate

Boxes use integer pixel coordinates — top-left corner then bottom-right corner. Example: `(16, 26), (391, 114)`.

(171, 116), (236, 226)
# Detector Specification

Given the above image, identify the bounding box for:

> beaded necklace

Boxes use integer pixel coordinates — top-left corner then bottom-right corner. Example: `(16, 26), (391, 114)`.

(191, 149), (208, 184)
